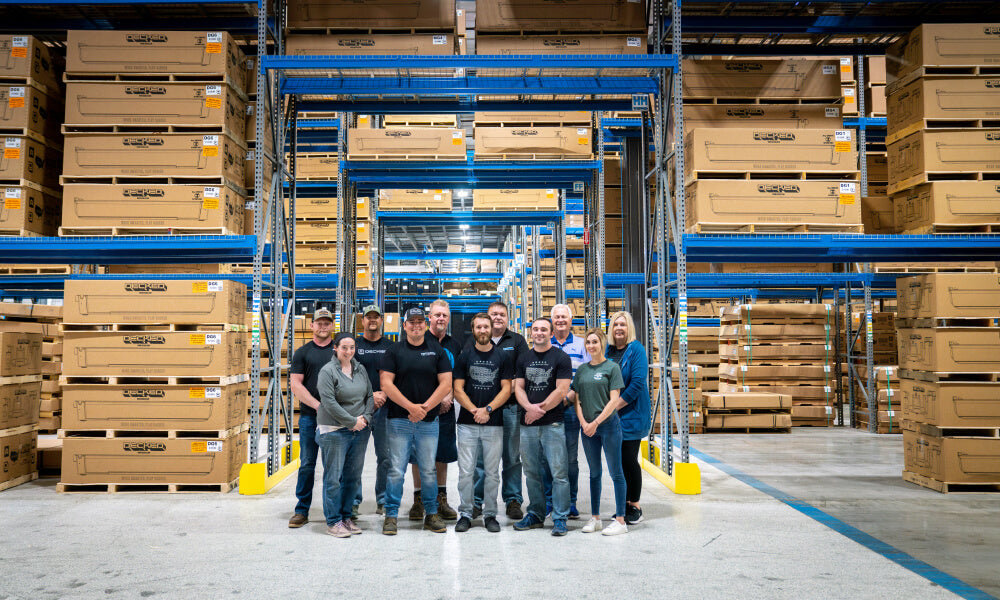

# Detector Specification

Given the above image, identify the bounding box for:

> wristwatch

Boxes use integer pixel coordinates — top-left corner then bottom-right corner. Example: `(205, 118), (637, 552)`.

(485, 406), (493, 414)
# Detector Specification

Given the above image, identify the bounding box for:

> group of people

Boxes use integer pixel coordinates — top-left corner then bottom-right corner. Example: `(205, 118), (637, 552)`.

(286, 299), (651, 538)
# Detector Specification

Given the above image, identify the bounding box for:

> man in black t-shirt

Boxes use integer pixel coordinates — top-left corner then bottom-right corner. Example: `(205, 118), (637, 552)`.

(287, 308), (335, 529)
(379, 307), (453, 536)
(354, 304), (395, 515)
(513, 318), (573, 536)
(452, 313), (514, 533)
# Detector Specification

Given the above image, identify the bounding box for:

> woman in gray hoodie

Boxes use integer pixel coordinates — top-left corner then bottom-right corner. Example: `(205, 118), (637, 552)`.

(316, 332), (375, 537)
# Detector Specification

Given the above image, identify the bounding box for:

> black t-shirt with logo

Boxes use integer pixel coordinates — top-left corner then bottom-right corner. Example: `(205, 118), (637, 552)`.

(381, 336), (452, 422)
(354, 335), (394, 392)
(515, 347), (573, 426)
(466, 329), (529, 406)
(454, 346), (514, 427)
(290, 340), (335, 417)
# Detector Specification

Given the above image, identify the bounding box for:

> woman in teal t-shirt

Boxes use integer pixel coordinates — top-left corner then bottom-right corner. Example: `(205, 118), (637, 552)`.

(569, 327), (628, 536)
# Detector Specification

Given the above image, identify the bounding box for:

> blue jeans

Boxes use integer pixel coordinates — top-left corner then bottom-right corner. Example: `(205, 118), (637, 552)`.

(521, 423), (570, 522)
(318, 427), (371, 525)
(474, 403), (523, 507)
(355, 405), (390, 507)
(384, 417), (439, 519)
(457, 424), (503, 519)
(293, 413), (318, 515)
(542, 409), (580, 506)
(580, 413), (627, 518)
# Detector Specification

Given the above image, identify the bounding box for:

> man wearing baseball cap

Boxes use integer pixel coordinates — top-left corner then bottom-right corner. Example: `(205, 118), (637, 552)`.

(380, 306), (453, 535)
(287, 307), (336, 528)
(354, 304), (394, 515)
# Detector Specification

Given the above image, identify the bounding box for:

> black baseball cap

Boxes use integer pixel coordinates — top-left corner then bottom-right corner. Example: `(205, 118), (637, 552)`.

(403, 307), (426, 321)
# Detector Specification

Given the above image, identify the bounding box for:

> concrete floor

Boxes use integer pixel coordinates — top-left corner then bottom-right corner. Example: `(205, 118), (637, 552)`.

(0, 428), (996, 599)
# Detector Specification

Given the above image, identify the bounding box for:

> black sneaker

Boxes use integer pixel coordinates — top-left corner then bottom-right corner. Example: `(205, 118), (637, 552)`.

(484, 516), (501, 533)
(506, 500), (523, 521)
(625, 505), (644, 524)
(454, 516), (472, 532)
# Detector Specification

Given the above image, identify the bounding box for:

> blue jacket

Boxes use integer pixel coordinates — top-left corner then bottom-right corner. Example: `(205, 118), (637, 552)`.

(607, 341), (650, 440)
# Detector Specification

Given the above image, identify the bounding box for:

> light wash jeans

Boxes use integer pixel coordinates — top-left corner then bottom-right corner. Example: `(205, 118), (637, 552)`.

(520, 422), (570, 522)
(542, 408), (580, 507)
(457, 424), (503, 519)
(474, 404), (523, 507)
(384, 417), (439, 519)
(317, 427), (370, 525)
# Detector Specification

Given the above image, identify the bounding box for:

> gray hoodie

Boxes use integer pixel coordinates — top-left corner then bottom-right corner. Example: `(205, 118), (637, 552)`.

(316, 357), (375, 429)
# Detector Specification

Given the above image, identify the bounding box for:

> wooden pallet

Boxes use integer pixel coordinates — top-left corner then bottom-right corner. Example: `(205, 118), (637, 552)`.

(886, 66), (1000, 96)
(61, 322), (247, 332)
(897, 370), (1000, 383)
(474, 153), (594, 161)
(875, 265), (999, 273)
(473, 119), (591, 127)
(895, 317), (997, 328)
(59, 374), (249, 386)
(0, 374), (42, 386)
(64, 72), (246, 95)
(888, 171), (1000, 196)
(688, 170), (860, 183)
(0, 126), (60, 147)
(0, 423), (39, 437)
(0, 471), (39, 492)
(384, 116), (459, 127)
(346, 153), (466, 161)
(285, 25), (457, 34)
(683, 97), (842, 105)
(886, 118), (1000, 145)
(903, 470), (1000, 494)
(57, 477), (240, 494)
(0, 265), (73, 274)
(59, 422), (248, 440)
(902, 420), (1000, 439)
(0, 229), (43, 238)
(0, 75), (60, 95)
(0, 178), (62, 197)
(692, 222), (863, 234)
(58, 226), (241, 237)
(61, 123), (237, 136)
(900, 224), (1000, 235)
(791, 419), (836, 427)
(58, 175), (244, 190)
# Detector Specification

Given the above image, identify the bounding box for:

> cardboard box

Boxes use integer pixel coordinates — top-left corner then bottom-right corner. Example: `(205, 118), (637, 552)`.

(866, 84), (886, 116)
(839, 56), (854, 83)
(476, 34), (645, 55)
(61, 381), (248, 430)
(897, 327), (1000, 372)
(887, 77), (1000, 143)
(61, 183), (244, 232)
(63, 279), (246, 325)
(60, 430), (246, 485)
(686, 180), (860, 229)
(474, 126), (592, 158)
(904, 428), (1000, 484)
(682, 59), (842, 99)
(683, 104), (842, 131)
(296, 220), (369, 242)
(356, 266), (372, 289)
(867, 153), (888, 182)
(287, 0), (456, 29)
(106, 264), (231, 275)
(0, 83), (64, 142)
(244, 102), (274, 148)
(0, 185), (60, 235)
(896, 273), (1000, 319)
(474, 111), (591, 125)
(841, 86), (858, 116)
(867, 55), (887, 85)
(792, 405), (836, 420)
(0, 136), (61, 189)
(0, 322), (43, 376)
(472, 189), (558, 210)
(0, 381), (41, 429)
(892, 181), (1000, 232)
(65, 31), (246, 87)
(286, 33), (455, 56)
(0, 35), (62, 92)
(62, 133), (245, 182)
(900, 378), (1000, 428)
(705, 413), (792, 429)
(888, 129), (1000, 190)
(476, 0), (645, 32)
(703, 392), (791, 410)
(294, 196), (337, 219)
(716, 262), (835, 274)
(294, 244), (338, 264)
(378, 188), (452, 210)
(862, 195), (895, 234)
(295, 154), (339, 179)
(64, 82), (246, 139)
(887, 24), (1000, 80)
(1, 429), (37, 486)
(62, 331), (248, 377)
(348, 128), (465, 159)
(684, 129), (857, 176)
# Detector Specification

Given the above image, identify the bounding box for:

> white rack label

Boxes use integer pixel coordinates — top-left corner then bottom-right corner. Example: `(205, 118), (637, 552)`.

(627, 36), (641, 47)
(206, 387), (222, 398)
(825, 107), (840, 118)
(207, 32), (223, 43)
(245, 201), (255, 210)
(824, 365), (831, 372)
(823, 65), (836, 74)
(207, 280), (223, 292)
(840, 57), (851, 66)
(841, 182), (857, 194)
(835, 130), (852, 142)
(5, 138), (21, 148)
(432, 35), (447, 45)
(9, 86), (24, 98)
(206, 85), (222, 96)
(741, 365), (748, 372)
(825, 344), (832, 351)
(207, 441), (223, 452)
(203, 135), (219, 147)
(826, 406), (834, 414)
(204, 186), (220, 199)
(12, 36), (27, 47)
(205, 333), (222, 345)
(5, 188), (20, 199)
(824, 386), (832, 393)
(577, 127), (587, 135)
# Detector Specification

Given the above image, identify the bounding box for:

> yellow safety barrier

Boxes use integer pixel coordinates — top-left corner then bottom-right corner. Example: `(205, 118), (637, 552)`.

(639, 439), (701, 495)
(239, 440), (300, 495)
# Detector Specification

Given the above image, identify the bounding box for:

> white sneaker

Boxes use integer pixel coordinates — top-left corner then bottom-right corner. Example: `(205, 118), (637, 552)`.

(602, 520), (628, 536)
(582, 517), (602, 533)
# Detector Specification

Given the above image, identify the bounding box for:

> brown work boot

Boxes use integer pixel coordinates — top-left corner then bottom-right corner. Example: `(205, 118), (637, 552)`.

(506, 500), (523, 521)
(437, 491), (458, 520)
(288, 513), (308, 528)
(408, 490), (424, 521)
(423, 513), (446, 533)
(382, 517), (398, 536)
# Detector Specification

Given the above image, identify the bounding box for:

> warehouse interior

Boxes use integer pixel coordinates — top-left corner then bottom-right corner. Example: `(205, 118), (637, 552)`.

(1, 1), (1000, 597)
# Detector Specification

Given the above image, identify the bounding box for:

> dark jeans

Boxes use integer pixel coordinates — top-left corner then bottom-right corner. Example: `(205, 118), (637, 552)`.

(581, 414), (626, 518)
(293, 413), (318, 515)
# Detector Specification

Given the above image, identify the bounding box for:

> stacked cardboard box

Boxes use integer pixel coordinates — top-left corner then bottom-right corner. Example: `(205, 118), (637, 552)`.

(0, 35), (64, 237)
(896, 273), (1000, 492)
(294, 195), (372, 288)
(886, 24), (1000, 233)
(652, 364), (704, 435)
(59, 30), (248, 237)
(719, 304), (840, 427)
(0, 309), (44, 491)
(286, 0), (460, 51)
(702, 392), (792, 433)
(58, 279), (249, 493)
(248, 312), (299, 433)
(242, 51), (273, 238)
(853, 366), (902, 434)
(682, 58), (862, 234)
(672, 325), (721, 394)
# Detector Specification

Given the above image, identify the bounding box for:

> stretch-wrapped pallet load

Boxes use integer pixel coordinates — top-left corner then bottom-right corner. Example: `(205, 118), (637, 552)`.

(58, 279), (250, 493)
(896, 273), (1000, 493)
(885, 24), (1000, 232)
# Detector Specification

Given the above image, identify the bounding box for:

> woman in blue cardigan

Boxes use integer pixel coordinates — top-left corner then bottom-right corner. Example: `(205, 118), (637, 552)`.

(605, 311), (650, 525)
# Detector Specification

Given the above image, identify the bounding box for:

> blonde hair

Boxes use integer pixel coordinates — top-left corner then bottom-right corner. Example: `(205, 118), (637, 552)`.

(585, 327), (607, 349)
(429, 299), (450, 312)
(607, 311), (637, 345)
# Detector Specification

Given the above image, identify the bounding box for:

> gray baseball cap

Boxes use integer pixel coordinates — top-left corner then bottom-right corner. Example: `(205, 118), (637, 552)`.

(362, 304), (383, 316)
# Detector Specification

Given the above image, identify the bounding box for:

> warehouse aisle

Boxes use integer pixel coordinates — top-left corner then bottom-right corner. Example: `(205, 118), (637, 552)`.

(1, 430), (980, 599)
